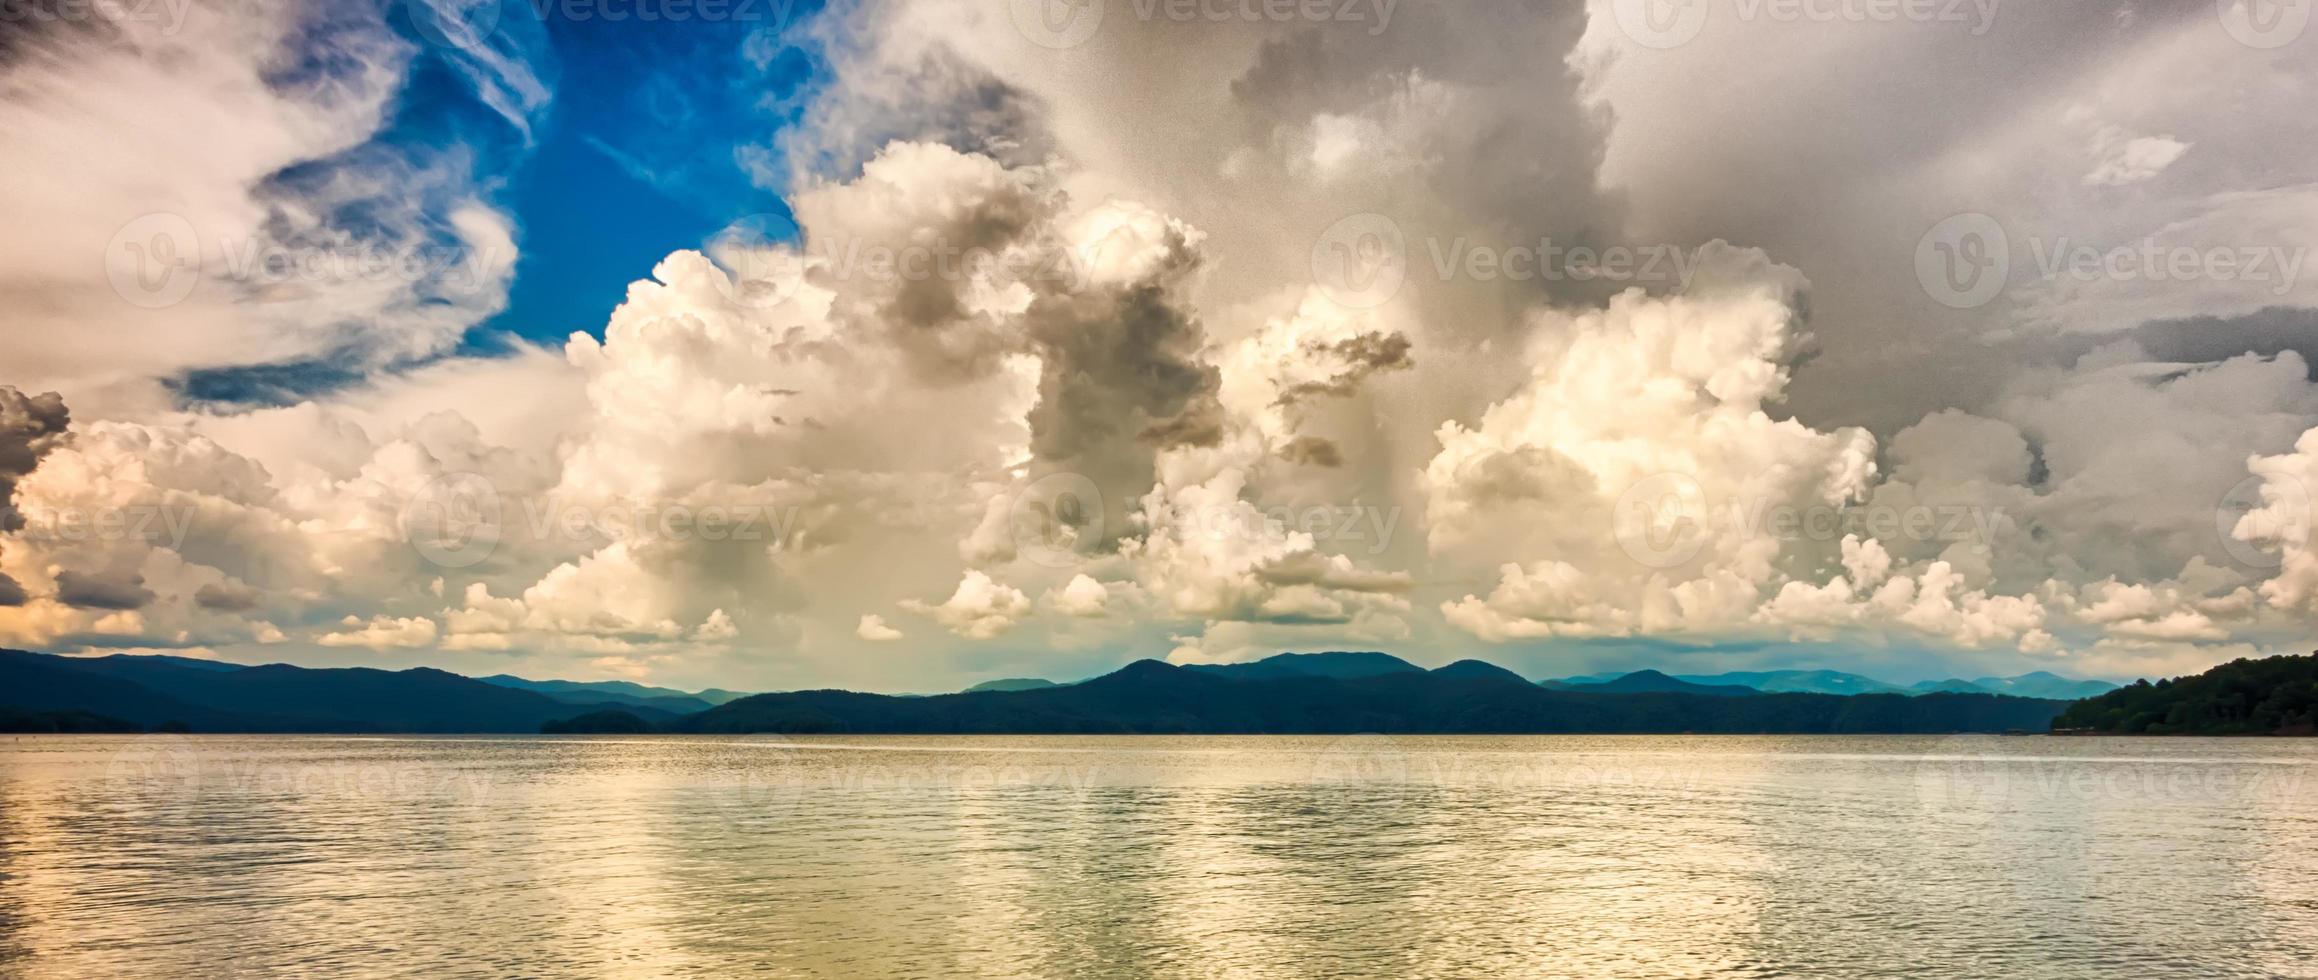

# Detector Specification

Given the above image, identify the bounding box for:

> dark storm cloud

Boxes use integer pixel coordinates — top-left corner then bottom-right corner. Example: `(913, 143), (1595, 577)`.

(1026, 280), (1223, 475)
(2119, 307), (2318, 378)
(55, 569), (156, 610)
(0, 386), (69, 607)
(1992, 306), (2318, 381)
(0, 386), (69, 529)
(194, 581), (263, 612)
(1280, 331), (1414, 404)
(1278, 435), (1344, 468)
(867, 190), (1051, 383)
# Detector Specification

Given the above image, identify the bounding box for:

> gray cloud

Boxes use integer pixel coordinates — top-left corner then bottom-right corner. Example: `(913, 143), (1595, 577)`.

(193, 581), (262, 612)
(0, 386), (69, 607)
(0, 386), (69, 529)
(2113, 307), (2318, 379)
(1585, 1), (2318, 436)
(1278, 435), (1343, 468)
(55, 569), (156, 611)
(1279, 331), (1413, 404)
(1025, 272), (1224, 523)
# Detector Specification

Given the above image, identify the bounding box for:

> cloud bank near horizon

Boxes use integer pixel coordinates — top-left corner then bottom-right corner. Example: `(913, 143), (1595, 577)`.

(2, 0), (2317, 690)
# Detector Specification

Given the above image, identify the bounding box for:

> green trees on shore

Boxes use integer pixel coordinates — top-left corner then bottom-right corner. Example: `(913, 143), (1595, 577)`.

(2053, 654), (2318, 735)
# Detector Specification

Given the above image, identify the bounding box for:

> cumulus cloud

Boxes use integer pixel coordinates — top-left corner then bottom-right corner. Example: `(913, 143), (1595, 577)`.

(54, 570), (158, 611)
(1045, 574), (1112, 618)
(2084, 129), (2192, 187)
(1425, 245), (1880, 636)
(0, 387), (70, 606)
(857, 614), (904, 641)
(318, 614), (442, 649)
(2237, 428), (2318, 613)
(8, 0), (2318, 690)
(903, 570), (1031, 639)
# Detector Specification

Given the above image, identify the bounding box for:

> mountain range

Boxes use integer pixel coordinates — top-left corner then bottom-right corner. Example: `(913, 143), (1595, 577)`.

(0, 648), (2111, 735)
(0, 649), (641, 733)
(678, 657), (2072, 735)
(994, 660), (2119, 700)
(1538, 668), (2117, 700)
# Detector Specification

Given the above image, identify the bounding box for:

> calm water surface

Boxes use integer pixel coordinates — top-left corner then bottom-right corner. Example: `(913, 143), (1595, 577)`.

(2, 734), (2314, 978)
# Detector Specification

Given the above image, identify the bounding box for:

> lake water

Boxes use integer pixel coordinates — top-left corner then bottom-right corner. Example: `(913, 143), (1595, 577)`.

(1, 735), (2314, 978)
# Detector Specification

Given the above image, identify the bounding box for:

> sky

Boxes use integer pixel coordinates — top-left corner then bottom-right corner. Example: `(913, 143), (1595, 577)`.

(2, 0), (2317, 692)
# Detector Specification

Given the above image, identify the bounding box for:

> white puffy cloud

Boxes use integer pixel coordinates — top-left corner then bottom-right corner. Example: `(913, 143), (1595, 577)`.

(2237, 428), (2318, 613)
(317, 615), (440, 649)
(1425, 245), (1897, 639)
(903, 570), (1031, 640)
(856, 614), (904, 642)
(1045, 575), (1112, 618)
(2084, 129), (2192, 188)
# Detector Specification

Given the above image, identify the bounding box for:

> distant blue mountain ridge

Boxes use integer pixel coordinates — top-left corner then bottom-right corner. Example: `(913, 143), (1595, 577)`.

(999, 655), (2119, 700)
(1541, 667), (2117, 700)
(0, 648), (2120, 734)
(474, 675), (734, 713)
